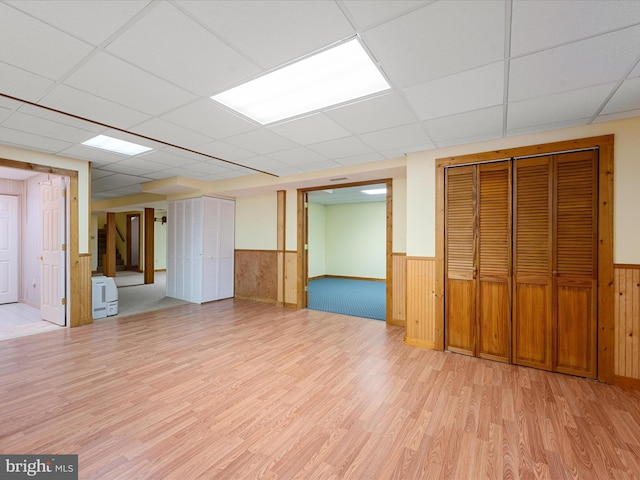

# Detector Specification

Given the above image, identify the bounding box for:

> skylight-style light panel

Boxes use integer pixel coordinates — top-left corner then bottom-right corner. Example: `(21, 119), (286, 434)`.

(82, 135), (152, 155)
(211, 38), (390, 124)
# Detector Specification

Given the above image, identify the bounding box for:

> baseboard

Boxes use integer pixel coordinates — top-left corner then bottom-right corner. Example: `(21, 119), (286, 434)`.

(234, 294), (277, 305)
(388, 318), (406, 327)
(154, 268), (166, 272)
(614, 375), (640, 390)
(404, 337), (435, 350)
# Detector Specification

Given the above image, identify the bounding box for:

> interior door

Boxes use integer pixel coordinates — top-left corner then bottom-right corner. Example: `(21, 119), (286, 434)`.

(445, 166), (476, 356)
(0, 194), (19, 304)
(41, 177), (66, 326)
(554, 150), (598, 377)
(477, 162), (511, 362)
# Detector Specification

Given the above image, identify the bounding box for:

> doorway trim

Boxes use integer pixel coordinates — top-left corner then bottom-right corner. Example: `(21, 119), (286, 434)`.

(434, 135), (614, 383)
(126, 213), (141, 272)
(297, 178), (394, 324)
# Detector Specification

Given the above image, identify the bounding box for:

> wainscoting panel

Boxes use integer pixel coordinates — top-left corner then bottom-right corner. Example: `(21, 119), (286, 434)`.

(284, 251), (298, 308)
(392, 254), (407, 326)
(235, 250), (278, 303)
(73, 253), (93, 326)
(615, 265), (640, 380)
(405, 257), (436, 349)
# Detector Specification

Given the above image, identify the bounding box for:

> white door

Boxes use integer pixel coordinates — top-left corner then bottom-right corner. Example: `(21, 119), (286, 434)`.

(0, 195), (18, 304)
(41, 178), (66, 326)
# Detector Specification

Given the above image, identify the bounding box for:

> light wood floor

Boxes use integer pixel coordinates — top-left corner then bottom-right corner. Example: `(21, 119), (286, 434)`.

(1, 299), (639, 479)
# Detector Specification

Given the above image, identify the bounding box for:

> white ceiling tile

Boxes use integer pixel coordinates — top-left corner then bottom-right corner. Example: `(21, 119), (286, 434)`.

(90, 168), (116, 180)
(364, 0), (505, 88)
(17, 103), (103, 133)
(601, 77), (640, 115)
(141, 170), (178, 180)
(0, 106), (12, 123)
(334, 152), (386, 166)
(307, 136), (375, 159)
(0, 126), (71, 153)
(6, 0), (149, 46)
(594, 108), (640, 124)
(41, 84), (151, 129)
(508, 83), (615, 131)
(325, 92), (417, 134)
(195, 141), (255, 162)
(59, 144), (129, 164)
(179, 161), (232, 176)
(358, 123), (433, 152)
(0, 62), (54, 102)
(175, 0), (354, 70)
(434, 131), (503, 149)
(507, 117), (591, 137)
(64, 52), (196, 116)
(404, 62), (504, 121)
(268, 114), (350, 145)
(106, 2), (260, 96)
(130, 150), (200, 168)
(511, 0), (640, 56)
(631, 62), (640, 78)
(131, 118), (214, 149)
(91, 173), (148, 192)
(237, 156), (295, 173)
(108, 157), (171, 176)
(423, 106), (503, 144)
(223, 129), (297, 155)
(161, 99), (258, 139)
(509, 26), (640, 102)
(342, 1), (433, 29)
(267, 147), (327, 167)
(0, 3), (93, 79)
(3, 111), (95, 144)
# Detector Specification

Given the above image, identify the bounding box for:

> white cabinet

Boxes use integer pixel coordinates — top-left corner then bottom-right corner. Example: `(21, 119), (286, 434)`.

(167, 196), (235, 303)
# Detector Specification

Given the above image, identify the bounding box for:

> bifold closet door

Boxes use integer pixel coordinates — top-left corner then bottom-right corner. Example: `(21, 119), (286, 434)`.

(513, 151), (597, 377)
(445, 162), (511, 361)
(554, 150), (597, 378)
(513, 157), (553, 370)
(445, 166), (476, 356)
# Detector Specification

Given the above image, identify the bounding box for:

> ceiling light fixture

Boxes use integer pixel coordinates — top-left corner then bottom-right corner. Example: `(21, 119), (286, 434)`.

(362, 188), (387, 195)
(82, 134), (152, 156)
(211, 38), (390, 124)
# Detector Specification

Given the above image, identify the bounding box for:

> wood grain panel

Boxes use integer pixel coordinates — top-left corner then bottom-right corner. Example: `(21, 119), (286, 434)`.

(615, 265), (640, 379)
(405, 257), (435, 349)
(72, 253), (92, 326)
(234, 250), (277, 303)
(284, 251), (297, 308)
(392, 253), (406, 326)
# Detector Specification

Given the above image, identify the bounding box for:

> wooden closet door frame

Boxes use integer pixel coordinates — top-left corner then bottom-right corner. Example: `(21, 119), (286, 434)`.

(435, 135), (614, 384)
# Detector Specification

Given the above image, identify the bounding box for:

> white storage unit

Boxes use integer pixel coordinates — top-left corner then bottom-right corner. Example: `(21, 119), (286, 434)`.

(92, 276), (119, 319)
(167, 196), (235, 304)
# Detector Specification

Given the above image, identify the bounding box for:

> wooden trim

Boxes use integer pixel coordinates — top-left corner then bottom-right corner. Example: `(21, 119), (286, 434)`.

(235, 249), (278, 253)
(404, 337), (435, 350)
(277, 191), (286, 305)
(104, 212), (116, 277)
(435, 135), (615, 383)
(309, 274), (385, 282)
(613, 375), (640, 390)
(614, 264), (640, 269)
(386, 179), (393, 325)
(0, 158), (78, 177)
(144, 208), (154, 284)
(297, 190), (305, 309)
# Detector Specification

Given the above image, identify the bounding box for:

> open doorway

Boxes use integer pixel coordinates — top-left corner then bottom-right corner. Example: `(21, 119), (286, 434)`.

(0, 166), (70, 340)
(300, 180), (392, 322)
(126, 213), (141, 272)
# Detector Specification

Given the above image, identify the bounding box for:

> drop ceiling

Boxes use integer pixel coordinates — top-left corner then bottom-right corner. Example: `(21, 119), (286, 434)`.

(0, 0), (639, 202)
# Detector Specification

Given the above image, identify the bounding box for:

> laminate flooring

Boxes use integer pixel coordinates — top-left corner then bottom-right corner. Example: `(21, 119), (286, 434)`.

(1, 298), (639, 479)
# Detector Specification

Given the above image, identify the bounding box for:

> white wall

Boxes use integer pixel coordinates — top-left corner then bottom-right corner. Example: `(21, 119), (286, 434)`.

(392, 177), (407, 253)
(406, 116), (640, 262)
(235, 192), (277, 250)
(323, 202), (386, 279)
(154, 219), (167, 270)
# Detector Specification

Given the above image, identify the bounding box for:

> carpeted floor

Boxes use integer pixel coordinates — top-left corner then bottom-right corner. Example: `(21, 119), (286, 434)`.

(307, 277), (386, 321)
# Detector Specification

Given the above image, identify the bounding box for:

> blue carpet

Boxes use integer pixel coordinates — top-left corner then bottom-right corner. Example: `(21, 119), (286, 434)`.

(307, 277), (386, 321)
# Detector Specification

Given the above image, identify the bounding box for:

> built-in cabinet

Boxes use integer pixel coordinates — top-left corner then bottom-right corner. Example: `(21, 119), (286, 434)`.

(167, 196), (235, 304)
(445, 149), (598, 378)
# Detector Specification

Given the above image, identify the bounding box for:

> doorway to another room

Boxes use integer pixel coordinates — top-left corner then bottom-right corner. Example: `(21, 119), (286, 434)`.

(302, 181), (391, 322)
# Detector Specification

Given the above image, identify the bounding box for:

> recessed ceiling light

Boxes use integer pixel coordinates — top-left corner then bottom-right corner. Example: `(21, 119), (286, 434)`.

(362, 188), (387, 195)
(82, 135), (152, 155)
(211, 38), (390, 124)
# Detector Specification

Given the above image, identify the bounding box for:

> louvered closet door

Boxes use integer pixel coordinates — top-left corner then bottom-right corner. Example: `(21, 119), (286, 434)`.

(554, 150), (597, 377)
(477, 162), (511, 362)
(445, 166), (476, 355)
(513, 157), (553, 370)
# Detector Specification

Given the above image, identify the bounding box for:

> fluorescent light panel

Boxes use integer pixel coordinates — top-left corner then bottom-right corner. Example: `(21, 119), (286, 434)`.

(362, 188), (387, 195)
(82, 135), (152, 155)
(211, 38), (390, 124)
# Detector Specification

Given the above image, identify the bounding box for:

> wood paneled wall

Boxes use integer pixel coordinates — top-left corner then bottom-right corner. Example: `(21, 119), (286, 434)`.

(405, 257), (436, 349)
(72, 253), (93, 326)
(392, 254), (406, 326)
(615, 265), (640, 382)
(284, 251), (298, 308)
(235, 250), (278, 303)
